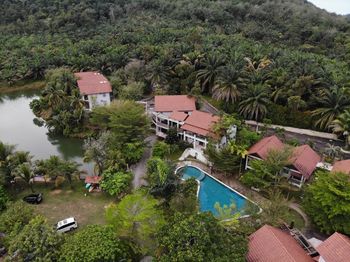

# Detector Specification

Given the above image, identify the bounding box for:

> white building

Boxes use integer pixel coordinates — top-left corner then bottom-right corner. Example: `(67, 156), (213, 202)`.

(152, 95), (220, 150)
(74, 72), (112, 110)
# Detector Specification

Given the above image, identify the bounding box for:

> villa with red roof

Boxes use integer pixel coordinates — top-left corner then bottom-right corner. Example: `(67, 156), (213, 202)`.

(74, 72), (112, 110)
(246, 135), (321, 187)
(152, 95), (219, 149)
(248, 225), (350, 262)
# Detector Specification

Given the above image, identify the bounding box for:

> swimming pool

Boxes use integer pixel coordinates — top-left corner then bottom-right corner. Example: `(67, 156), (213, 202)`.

(179, 165), (258, 217)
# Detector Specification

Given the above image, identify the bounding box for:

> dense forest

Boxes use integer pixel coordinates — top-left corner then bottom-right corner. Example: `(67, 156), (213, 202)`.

(1, 0), (350, 131)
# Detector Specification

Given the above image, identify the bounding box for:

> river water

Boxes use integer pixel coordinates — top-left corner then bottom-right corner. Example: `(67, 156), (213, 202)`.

(0, 90), (93, 174)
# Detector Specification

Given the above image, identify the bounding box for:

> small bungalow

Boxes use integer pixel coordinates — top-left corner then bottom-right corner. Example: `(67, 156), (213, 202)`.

(246, 135), (321, 187)
(248, 225), (350, 262)
(85, 176), (102, 192)
(74, 72), (112, 110)
(316, 232), (350, 262)
(152, 95), (219, 149)
(247, 225), (314, 262)
(331, 159), (350, 175)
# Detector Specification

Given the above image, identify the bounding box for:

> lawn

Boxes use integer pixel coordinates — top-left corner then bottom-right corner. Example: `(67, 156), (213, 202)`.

(286, 208), (305, 231)
(10, 181), (114, 227)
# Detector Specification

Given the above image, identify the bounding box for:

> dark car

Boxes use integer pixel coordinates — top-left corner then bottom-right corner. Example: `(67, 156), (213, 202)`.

(23, 193), (43, 204)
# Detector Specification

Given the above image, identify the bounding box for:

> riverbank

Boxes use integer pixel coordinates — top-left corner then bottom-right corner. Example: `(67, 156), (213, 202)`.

(0, 80), (45, 94)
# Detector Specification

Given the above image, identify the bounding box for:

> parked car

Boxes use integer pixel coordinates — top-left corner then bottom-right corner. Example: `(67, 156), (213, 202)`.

(56, 217), (78, 233)
(23, 193), (43, 204)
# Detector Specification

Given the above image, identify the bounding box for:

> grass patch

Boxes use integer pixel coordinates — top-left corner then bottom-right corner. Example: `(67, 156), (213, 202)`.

(0, 80), (45, 94)
(9, 180), (114, 228)
(285, 208), (305, 230)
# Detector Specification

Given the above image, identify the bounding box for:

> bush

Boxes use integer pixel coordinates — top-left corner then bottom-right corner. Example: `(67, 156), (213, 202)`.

(0, 185), (8, 211)
(152, 141), (171, 158)
(119, 82), (145, 100)
(100, 169), (133, 196)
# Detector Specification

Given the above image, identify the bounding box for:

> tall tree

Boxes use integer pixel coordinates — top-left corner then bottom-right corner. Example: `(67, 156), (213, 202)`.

(312, 87), (350, 130)
(303, 170), (350, 234)
(238, 84), (270, 121)
(106, 190), (165, 253)
(157, 212), (247, 262)
(330, 109), (350, 149)
(197, 54), (225, 93)
(7, 216), (63, 261)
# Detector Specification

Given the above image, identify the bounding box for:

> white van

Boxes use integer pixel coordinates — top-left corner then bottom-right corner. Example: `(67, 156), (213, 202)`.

(56, 217), (78, 233)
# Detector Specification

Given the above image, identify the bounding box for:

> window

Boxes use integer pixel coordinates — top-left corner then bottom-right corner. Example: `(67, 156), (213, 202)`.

(102, 93), (106, 97)
(84, 95), (88, 100)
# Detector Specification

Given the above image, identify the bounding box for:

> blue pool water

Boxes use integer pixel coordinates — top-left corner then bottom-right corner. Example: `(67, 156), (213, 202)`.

(180, 166), (250, 216)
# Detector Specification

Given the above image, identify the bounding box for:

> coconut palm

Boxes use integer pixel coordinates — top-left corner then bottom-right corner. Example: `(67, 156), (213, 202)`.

(312, 87), (350, 130)
(197, 54), (225, 93)
(238, 84), (270, 121)
(212, 66), (245, 103)
(12, 163), (35, 192)
(330, 109), (350, 150)
(0, 142), (15, 183)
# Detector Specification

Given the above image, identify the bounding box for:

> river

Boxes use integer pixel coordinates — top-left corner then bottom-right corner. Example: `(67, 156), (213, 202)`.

(0, 89), (93, 174)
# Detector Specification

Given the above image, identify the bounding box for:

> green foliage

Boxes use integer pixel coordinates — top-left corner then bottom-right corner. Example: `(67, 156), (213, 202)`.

(30, 68), (84, 136)
(152, 141), (171, 158)
(0, 185), (8, 211)
(35, 155), (81, 186)
(7, 215), (63, 261)
(0, 202), (35, 246)
(205, 143), (242, 175)
(59, 225), (138, 262)
(164, 128), (179, 144)
(119, 82), (145, 100)
(303, 170), (350, 234)
(331, 109), (350, 149)
(100, 169), (132, 196)
(146, 157), (177, 199)
(157, 212), (247, 262)
(106, 190), (165, 253)
(236, 127), (261, 148)
(169, 178), (198, 214)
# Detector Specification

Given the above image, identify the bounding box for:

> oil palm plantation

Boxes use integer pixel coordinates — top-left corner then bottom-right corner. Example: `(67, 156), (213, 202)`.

(330, 109), (350, 150)
(312, 87), (350, 130)
(212, 66), (245, 103)
(197, 54), (225, 93)
(238, 84), (270, 121)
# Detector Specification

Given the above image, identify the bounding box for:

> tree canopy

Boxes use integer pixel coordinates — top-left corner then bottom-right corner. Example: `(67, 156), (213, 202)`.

(303, 170), (350, 234)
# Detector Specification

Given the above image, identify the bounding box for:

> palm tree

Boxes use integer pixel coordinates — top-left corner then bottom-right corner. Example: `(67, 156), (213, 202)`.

(238, 84), (270, 121)
(212, 66), (245, 103)
(312, 87), (350, 130)
(197, 54), (225, 93)
(330, 109), (350, 150)
(12, 163), (35, 192)
(0, 142), (15, 183)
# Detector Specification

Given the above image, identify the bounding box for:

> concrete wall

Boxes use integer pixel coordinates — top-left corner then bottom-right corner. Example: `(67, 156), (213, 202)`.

(88, 93), (111, 109)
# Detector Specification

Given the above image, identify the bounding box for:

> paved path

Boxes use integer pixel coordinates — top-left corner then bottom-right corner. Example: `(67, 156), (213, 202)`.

(131, 135), (157, 189)
(288, 203), (310, 229)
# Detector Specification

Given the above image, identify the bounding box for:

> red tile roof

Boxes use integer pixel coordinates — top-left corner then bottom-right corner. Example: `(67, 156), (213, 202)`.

(74, 72), (112, 95)
(247, 225), (314, 262)
(169, 111), (188, 122)
(290, 145), (321, 179)
(248, 135), (284, 160)
(332, 160), (350, 175)
(317, 232), (350, 262)
(85, 176), (102, 184)
(154, 95), (196, 112)
(181, 110), (220, 137)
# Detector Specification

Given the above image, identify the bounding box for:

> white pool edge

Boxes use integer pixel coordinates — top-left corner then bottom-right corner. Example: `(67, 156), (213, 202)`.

(176, 164), (263, 219)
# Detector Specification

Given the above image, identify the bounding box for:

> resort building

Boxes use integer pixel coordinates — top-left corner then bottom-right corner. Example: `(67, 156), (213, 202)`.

(74, 72), (112, 110)
(245, 135), (321, 187)
(247, 225), (314, 262)
(152, 95), (219, 149)
(248, 225), (350, 262)
(331, 159), (350, 175)
(316, 232), (350, 262)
